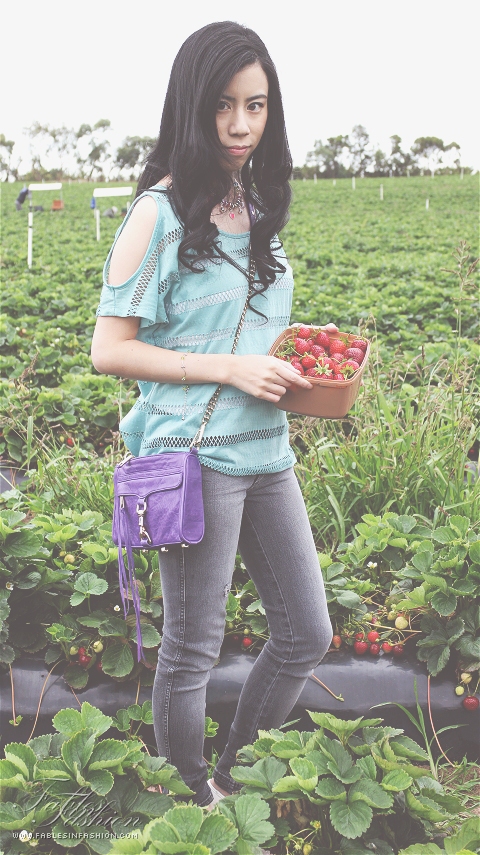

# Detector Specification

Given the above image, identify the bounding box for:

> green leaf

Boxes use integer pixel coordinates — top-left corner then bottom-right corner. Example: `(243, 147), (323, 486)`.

(398, 846), (443, 854)
(335, 589), (363, 608)
(4, 530), (43, 557)
(322, 739), (362, 784)
(381, 769), (413, 791)
(231, 756), (287, 791)
(444, 817), (480, 855)
(196, 812), (238, 854)
(0, 802), (36, 831)
(3, 742), (37, 780)
(449, 516), (470, 537)
(315, 777), (346, 800)
(411, 551), (433, 573)
(74, 572), (108, 596)
(289, 756), (318, 790)
(88, 739), (129, 770)
(393, 515), (418, 534)
(36, 757), (72, 780)
(233, 794), (275, 845)
(356, 755), (377, 781)
(330, 798), (373, 839)
(102, 642), (134, 677)
(430, 590), (457, 616)
(431, 526), (457, 544)
(468, 540), (480, 563)
(87, 768), (114, 795)
(62, 663), (89, 689)
(304, 749), (331, 776)
(270, 737), (305, 758)
(0, 759), (26, 787)
(130, 622), (161, 648)
(349, 778), (393, 809)
(390, 736), (429, 762)
(405, 790), (450, 822)
(112, 709), (131, 732)
(61, 728), (96, 775)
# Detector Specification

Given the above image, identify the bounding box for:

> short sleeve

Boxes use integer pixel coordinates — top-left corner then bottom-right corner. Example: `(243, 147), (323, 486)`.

(95, 192), (183, 328)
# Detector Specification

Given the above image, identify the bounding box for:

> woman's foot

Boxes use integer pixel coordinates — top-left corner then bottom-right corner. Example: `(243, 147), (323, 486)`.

(204, 777), (230, 810)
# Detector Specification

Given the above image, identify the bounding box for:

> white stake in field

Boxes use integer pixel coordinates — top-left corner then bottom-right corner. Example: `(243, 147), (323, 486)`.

(92, 187), (133, 240)
(27, 183), (63, 268)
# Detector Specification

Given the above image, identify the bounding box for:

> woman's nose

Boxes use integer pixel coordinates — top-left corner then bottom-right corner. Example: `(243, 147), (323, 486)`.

(229, 110), (250, 137)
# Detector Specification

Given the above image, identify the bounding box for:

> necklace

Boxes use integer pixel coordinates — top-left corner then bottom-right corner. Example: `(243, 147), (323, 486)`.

(219, 178), (244, 219)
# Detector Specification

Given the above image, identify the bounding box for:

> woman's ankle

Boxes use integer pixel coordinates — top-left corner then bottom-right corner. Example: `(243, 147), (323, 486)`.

(210, 778), (231, 797)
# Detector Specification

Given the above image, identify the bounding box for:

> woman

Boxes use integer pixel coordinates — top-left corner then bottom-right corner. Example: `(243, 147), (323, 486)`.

(91, 21), (332, 809)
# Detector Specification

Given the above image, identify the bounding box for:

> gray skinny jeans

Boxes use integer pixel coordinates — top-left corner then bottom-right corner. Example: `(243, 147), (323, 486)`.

(152, 464), (333, 807)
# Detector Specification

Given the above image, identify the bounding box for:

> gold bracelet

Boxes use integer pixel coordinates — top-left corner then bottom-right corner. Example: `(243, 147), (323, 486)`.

(180, 352), (188, 383)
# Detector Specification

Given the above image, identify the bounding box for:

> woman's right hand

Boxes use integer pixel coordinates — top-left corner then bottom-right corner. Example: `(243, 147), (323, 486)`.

(226, 354), (313, 402)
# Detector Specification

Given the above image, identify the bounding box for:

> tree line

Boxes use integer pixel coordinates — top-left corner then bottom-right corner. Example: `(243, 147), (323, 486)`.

(296, 125), (468, 178)
(0, 121), (471, 182)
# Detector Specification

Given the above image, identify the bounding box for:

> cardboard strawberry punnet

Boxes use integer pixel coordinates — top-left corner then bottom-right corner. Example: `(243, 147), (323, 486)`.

(268, 322), (371, 418)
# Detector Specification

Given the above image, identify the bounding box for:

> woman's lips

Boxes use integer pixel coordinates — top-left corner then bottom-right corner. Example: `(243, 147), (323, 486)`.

(226, 146), (249, 156)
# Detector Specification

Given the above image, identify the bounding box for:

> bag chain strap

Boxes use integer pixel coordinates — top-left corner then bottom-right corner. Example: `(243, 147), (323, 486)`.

(190, 250), (256, 450)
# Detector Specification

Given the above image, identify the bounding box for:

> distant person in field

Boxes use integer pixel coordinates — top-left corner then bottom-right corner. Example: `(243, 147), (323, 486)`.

(91, 21), (332, 811)
(15, 186), (29, 211)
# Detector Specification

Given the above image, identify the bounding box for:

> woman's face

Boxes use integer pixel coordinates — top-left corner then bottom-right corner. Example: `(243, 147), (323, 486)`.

(216, 61), (269, 173)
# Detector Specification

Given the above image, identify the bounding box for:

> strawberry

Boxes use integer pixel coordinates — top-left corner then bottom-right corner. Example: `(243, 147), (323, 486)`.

(351, 339), (368, 352)
(344, 347), (364, 363)
(297, 325), (313, 339)
(293, 363), (305, 375)
(392, 644), (404, 657)
(310, 344), (326, 358)
(395, 616), (409, 630)
(367, 630), (380, 643)
(78, 647), (86, 655)
(354, 640), (369, 655)
(462, 696), (479, 711)
(333, 373), (346, 381)
(315, 331), (331, 349)
(381, 642), (393, 654)
(317, 357), (336, 371)
(306, 367), (321, 377)
(294, 338), (311, 356)
(329, 339), (347, 355)
(66, 437), (75, 447)
(78, 653), (91, 667)
(355, 631), (365, 641)
(332, 635), (342, 649)
(301, 355), (317, 369)
(242, 637), (253, 648)
(369, 643), (381, 655)
(342, 360), (360, 374)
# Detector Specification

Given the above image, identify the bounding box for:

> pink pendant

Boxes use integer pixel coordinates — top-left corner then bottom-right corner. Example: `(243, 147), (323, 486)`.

(229, 212), (235, 219)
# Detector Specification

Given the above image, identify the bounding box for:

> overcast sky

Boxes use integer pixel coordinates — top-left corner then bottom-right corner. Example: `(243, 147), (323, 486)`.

(3, 0), (479, 171)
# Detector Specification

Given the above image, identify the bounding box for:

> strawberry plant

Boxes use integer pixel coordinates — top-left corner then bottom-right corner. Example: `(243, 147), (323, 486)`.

(228, 711), (462, 854)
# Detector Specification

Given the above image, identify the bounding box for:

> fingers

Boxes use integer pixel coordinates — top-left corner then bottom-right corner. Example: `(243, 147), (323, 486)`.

(279, 365), (313, 389)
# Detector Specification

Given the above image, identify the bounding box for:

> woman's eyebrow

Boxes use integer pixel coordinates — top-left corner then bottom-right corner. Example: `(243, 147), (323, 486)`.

(220, 93), (268, 102)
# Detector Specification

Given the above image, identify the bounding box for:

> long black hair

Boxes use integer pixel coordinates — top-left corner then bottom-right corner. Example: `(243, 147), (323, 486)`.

(136, 21), (292, 302)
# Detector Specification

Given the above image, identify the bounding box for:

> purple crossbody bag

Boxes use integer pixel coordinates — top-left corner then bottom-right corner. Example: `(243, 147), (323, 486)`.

(112, 250), (256, 663)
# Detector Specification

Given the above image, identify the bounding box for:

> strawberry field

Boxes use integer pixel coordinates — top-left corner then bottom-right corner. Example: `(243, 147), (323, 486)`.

(1, 176), (479, 854)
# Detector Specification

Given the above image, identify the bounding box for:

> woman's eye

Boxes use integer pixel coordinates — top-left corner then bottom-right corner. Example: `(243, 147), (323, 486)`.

(248, 102), (264, 112)
(217, 101), (230, 111)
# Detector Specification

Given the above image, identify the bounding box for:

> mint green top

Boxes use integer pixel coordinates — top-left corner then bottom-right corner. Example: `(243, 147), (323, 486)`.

(96, 186), (296, 476)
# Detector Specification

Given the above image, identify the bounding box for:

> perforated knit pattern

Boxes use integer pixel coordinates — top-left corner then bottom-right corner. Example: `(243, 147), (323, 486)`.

(96, 185), (297, 475)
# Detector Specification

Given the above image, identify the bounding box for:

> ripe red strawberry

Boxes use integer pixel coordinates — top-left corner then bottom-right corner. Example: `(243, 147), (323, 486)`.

(369, 643), (381, 655)
(66, 437), (74, 447)
(294, 338), (311, 355)
(333, 373), (346, 381)
(330, 352), (345, 362)
(310, 344), (326, 359)
(354, 640), (369, 655)
(297, 325), (312, 339)
(242, 637), (253, 648)
(351, 339), (368, 352)
(332, 635), (342, 649)
(78, 647), (86, 655)
(392, 644), (404, 657)
(462, 696), (479, 711)
(342, 360), (360, 373)
(301, 355), (317, 369)
(344, 347), (364, 363)
(329, 339), (347, 355)
(305, 367), (321, 377)
(382, 642), (393, 654)
(315, 331), (331, 349)
(78, 653), (91, 667)
(293, 363), (305, 375)
(318, 357), (336, 370)
(367, 630), (380, 643)
(355, 632), (365, 641)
